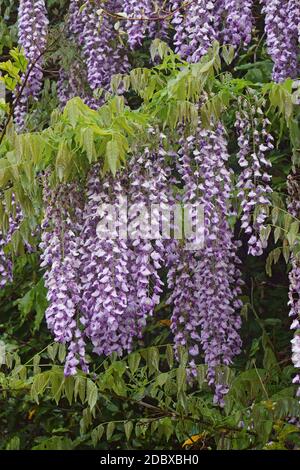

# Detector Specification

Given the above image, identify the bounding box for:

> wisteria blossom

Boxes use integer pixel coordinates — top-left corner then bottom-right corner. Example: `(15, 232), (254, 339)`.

(168, 125), (243, 405)
(171, 0), (220, 62)
(235, 97), (274, 256)
(15, 0), (49, 129)
(287, 173), (300, 399)
(222, 0), (254, 49)
(81, 1), (129, 103)
(40, 180), (88, 375)
(262, 0), (300, 82)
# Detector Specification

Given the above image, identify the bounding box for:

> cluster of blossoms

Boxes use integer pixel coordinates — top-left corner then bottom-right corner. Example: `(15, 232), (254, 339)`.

(40, 179), (88, 375)
(262, 0), (300, 82)
(0, 198), (23, 288)
(171, 0), (220, 62)
(123, 0), (153, 49)
(81, 1), (129, 101)
(16, 1), (300, 121)
(57, 0), (88, 107)
(222, 0), (253, 49)
(40, 127), (244, 403)
(235, 97), (273, 256)
(167, 124), (243, 405)
(287, 172), (300, 398)
(15, 0), (49, 129)
(171, 0), (254, 63)
(57, 0), (131, 108)
(40, 140), (172, 374)
(123, 0), (168, 49)
(18, 0), (300, 406)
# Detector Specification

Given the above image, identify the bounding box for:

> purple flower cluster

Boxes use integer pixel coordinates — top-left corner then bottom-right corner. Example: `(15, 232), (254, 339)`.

(57, 1), (88, 107)
(57, 1), (130, 108)
(80, 1), (129, 103)
(40, 123), (246, 403)
(171, 0), (220, 62)
(171, 0), (255, 62)
(122, 0), (168, 49)
(40, 180), (88, 375)
(41, 140), (173, 373)
(287, 173), (300, 398)
(0, 198), (23, 288)
(235, 97), (273, 256)
(222, 0), (253, 49)
(68, 0), (84, 41)
(168, 124), (243, 405)
(123, 0), (152, 49)
(262, 0), (300, 82)
(15, 0), (49, 130)
(79, 169), (133, 356)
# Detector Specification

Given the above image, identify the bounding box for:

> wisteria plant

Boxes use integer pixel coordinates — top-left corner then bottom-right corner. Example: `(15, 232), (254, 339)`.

(0, 0), (299, 451)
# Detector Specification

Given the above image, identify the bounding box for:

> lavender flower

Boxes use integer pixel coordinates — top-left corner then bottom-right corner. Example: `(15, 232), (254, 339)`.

(262, 0), (300, 82)
(171, 0), (220, 62)
(0, 197), (23, 287)
(235, 97), (273, 256)
(81, 1), (129, 102)
(222, 0), (253, 49)
(40, 180), (88, 375)
(15, 0), (49, 130)
(168, 124), (243, 405)
(287, 172), (300, 398)
(123, 0), (152, 49)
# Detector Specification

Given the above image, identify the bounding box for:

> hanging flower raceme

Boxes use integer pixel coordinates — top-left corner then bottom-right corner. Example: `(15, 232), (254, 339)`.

(80, 0), (129, 105)
(79, 144), (169, 359)
(171, 0), (220, 62)
(79, 167), (134, 357)
(123, 0), (152, 49)
(235, 97), (273, 256)
(0, 197), (23, 288)
(222, 0), (254, 49)
(168, 124), (243, 406)
(15, 0), (49, 130)
(287, 172), (300, 399)
(262, 0), (300, 82)
(57, 0), (88, 107)
(68, 0), (84, 41)
(123, 0), (169, 49)
(40, 179), (88, 376)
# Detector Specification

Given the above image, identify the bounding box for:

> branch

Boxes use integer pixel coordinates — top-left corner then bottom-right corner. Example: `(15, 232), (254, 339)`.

(101, 0), (195, 22)
(0, 32), (63, 146)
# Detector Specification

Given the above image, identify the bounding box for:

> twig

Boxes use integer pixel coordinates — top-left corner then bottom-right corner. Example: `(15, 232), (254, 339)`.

(100, 0), (195, 22)
(0, 32), (64, 146)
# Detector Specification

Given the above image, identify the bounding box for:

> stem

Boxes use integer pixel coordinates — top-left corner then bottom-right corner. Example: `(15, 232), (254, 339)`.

(100, 1), (196, 23)
(0, 30), (65, 145)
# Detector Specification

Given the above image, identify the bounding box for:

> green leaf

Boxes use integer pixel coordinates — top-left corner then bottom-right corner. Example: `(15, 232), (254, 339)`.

(6, 436), (20, 450)
(91, 424), (104, 447)
(75, 376), (86, 403)
(55, 140), (73, 182)
(86, 379), (98, 410)
(176, 367), (186, 392)
(221, 45), (235, 65)
(58, 343), (66, 363)
(128, 352), (140, 375)
(106, 138), (121, 176)
(31, 372), (50, 403)
(50, 369), (64, 404)
(166, 344), (174, 369)
(106, 421), (115, 441)
(64, 376), (74, 405)
(124, 421), (133, 441)
(80, 127), (96, 163)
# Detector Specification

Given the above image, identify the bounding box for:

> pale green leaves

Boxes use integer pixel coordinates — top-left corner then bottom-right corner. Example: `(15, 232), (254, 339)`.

(0, 47), (27, 92)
